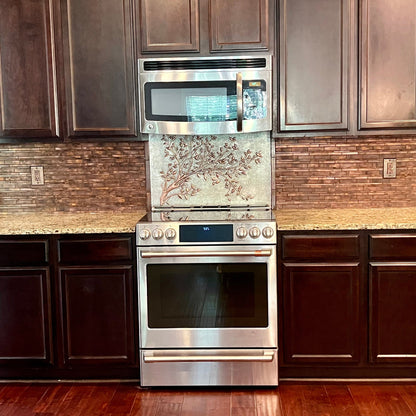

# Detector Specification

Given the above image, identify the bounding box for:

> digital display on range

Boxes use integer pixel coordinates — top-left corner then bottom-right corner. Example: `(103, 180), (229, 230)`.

(179, 224), (233, 243)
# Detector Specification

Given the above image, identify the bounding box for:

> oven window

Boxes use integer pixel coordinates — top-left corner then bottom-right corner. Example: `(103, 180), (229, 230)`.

(146, 263), (268, 328)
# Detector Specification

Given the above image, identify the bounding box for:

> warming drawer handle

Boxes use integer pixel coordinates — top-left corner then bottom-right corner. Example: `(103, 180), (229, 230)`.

(140, 249), (272, 258)
(143, 351), (274, 363)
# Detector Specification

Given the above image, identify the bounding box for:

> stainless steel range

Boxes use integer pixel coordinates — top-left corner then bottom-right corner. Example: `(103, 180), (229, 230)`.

(136, 206), (277, 387)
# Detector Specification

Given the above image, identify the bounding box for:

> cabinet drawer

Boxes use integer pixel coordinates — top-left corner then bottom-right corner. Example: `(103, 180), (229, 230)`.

(369, 234), (416, 261)
(282, 235), (360, 261)
(0, 240), (48, 266)
(58, 237), (133, 264)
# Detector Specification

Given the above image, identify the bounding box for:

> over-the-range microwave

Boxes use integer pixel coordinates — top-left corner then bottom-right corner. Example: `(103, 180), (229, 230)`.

(138, 55), (272, 135)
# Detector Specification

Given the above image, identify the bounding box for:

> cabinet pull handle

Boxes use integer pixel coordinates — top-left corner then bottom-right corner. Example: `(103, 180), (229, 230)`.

(143, 351), (274, 363)
(141, 249), (272, 258)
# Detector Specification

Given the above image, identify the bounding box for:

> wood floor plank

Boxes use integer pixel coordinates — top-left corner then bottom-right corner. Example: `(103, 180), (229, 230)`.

(302, 384), (332, 416)
(254, 388), (283, 416)
(0, 384), (31, 416)
(397, 385), (416, 416)
(348, 384), (390, 416)
(9, 384), (51, 415)
(54, 384), (97, 416)
(77, 384), (117, 416)
(278, 384), (305, 416)
(324, 384), (360, 416)
(372, 384), (414, 416)
(104, 384), (138, 415)
(33, 384), (73, 414)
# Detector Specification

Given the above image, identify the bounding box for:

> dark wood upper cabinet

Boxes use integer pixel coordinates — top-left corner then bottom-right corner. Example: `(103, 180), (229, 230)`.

(139, 0), (200, 52)
(61, 0), (137, 138)
(279, 0), (350, 132)
(209, 0), (269, 52)
(360, 0), (416, 129)
(0, 0), (60, 140)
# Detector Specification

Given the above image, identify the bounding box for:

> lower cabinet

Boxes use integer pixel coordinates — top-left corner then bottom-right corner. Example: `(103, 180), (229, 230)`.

(59, 266), (135, 367)
(369, 234), (416, 364)
(0, 238), (52, 367)
(0, 234), (138, 379)
(282, 263), (360, 364)
(279, 231), (416, 378)
(0, 268), (52, 366)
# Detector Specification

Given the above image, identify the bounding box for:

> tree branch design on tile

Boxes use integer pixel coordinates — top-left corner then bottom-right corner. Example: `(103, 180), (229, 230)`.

(159, 135), (263, 206)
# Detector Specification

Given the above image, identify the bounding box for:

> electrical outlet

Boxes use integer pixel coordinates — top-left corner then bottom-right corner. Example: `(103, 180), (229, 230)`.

(31, 166), (45, 185)
(383, 158), (396, 179)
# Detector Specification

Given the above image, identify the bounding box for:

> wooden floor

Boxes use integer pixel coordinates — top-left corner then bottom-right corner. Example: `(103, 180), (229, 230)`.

(1, 382), (416, 415)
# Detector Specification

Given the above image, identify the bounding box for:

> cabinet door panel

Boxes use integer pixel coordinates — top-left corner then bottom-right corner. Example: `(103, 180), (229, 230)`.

(209, 0), (269, 51)
(62, 0), (137, 138)
(282, 263), (360, 364)
(370, 264), (416, 363)
(0, 0), (59, 139)
(59, 267), (136, 366)
(0, 269), (52, 364)
(279, 0), (349, 131)
(360, 0), (416, 128)
(139, 0), (199, 52)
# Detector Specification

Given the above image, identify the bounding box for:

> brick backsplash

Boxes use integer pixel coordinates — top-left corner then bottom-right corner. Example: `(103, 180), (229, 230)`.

(2, 136), (416, 213)
(275, 136), (416, 209)
(0, 142), (147, 213)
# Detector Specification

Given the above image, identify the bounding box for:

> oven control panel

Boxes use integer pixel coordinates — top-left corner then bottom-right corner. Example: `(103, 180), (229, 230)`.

(136, 222), (276, 246)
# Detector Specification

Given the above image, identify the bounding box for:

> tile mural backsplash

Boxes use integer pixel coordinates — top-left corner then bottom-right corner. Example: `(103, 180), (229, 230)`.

(148, 132), (272, 208)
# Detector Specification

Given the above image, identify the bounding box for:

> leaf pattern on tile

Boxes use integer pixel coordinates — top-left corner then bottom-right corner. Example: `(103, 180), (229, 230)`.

(159, 135), (263, 206)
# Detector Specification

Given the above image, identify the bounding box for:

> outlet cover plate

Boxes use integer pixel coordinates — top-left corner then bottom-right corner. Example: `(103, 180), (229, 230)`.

(31, 166), (44, 185)
(383, 158), (396, 179)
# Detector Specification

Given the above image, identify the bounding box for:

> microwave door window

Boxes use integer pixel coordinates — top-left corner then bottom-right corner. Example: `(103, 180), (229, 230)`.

(145, 82), (237, 122)
(243, 80), (267, 120)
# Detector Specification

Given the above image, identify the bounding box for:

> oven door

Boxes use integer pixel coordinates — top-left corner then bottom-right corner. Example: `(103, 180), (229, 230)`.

(137, 245), (277, 349)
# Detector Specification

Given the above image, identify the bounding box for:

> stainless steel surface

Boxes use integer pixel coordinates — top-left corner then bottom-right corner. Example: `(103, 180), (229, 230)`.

(136, 206), (278, 386)
(140, 349), (278, 387)
(138, 55), (272, 135)
(138, 244), (277, 349)
(143, 351), (275, 363)
(236, 72), (243, 132)
(136, 215), (276, 246)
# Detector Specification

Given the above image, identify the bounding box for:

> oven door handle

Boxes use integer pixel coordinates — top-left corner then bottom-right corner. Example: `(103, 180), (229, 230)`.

(140, 249), (272, 258)
(143, 351), (275, 363)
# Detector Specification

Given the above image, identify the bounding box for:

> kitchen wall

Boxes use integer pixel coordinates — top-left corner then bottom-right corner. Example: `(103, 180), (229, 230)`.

(275, 135), (416, 209)
(0, 142), (146, 213)
(1, 135), (416, 213)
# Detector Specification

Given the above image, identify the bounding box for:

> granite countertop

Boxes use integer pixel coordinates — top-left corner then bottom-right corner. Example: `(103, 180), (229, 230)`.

(0, 211), (147, 235)
(3, 207), (416, 235)
(275, 207), (416, 230)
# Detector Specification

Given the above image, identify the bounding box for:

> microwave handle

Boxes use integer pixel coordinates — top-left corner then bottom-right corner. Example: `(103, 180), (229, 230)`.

(236, 72), (243, 132)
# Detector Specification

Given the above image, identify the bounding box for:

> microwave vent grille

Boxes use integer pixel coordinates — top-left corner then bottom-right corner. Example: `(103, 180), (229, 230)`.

(143, 58), (267, 71)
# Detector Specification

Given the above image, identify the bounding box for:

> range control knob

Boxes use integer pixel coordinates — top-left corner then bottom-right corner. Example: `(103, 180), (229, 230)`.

(236, 227), (248, 239)
(152, 228), (164, 240)
(249, 226), (261, 239)
(165, 228), (176, 240)
(262, 226), (275, 239)
(139, 229), (151, 240)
